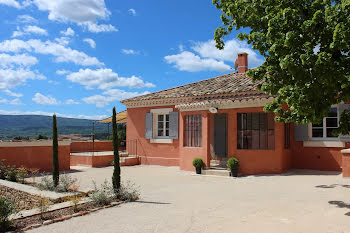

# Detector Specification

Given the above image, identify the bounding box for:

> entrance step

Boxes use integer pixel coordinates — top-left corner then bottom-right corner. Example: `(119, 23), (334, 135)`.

(119, 151), (129, 157)
(202, 169), (230, 176)
(210, 159), (228, 168)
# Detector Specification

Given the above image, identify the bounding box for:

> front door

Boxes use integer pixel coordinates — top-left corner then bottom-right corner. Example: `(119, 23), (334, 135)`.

(214, 113), (227, 158)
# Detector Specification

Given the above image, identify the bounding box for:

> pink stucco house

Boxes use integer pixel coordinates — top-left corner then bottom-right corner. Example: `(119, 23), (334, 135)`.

(121, 53), (350, 176)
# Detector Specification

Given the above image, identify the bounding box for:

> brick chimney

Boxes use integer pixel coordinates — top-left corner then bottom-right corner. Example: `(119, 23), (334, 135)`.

(235, 53), (248, 73)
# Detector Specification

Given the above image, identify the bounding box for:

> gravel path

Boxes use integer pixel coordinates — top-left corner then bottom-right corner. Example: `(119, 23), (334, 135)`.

(29, 166), (350, 233)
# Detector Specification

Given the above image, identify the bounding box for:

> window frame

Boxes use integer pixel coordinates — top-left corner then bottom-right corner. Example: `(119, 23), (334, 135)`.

(237, 112), (275, 150)
(184, 114), (202, 148)
(156, 113), (170, 138)
(150, 108), (173, 143)
(309, 107), (340, 141)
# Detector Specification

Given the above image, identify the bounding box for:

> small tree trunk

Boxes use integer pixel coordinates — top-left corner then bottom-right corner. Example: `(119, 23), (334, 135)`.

(52, 114), (59, 187)
(112, 107), (121, 194)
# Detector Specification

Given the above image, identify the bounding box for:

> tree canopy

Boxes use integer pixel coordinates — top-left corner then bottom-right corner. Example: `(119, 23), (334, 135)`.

(213, 0), (350, 127)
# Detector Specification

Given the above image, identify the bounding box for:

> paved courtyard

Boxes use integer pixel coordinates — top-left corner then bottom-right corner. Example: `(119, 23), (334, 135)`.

(30, 166), (350, 233)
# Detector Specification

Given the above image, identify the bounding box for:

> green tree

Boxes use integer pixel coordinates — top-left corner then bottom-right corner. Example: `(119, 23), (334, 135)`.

(112, 107), (120, 193)
(213, 0), (350, 130)
(37, 134), (48, 140)
(52, 114), (59, 187)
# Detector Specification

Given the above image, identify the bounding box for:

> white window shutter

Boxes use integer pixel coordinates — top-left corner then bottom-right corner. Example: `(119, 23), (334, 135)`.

(145, 113), (153, 139)
(169, 112), (179, 139)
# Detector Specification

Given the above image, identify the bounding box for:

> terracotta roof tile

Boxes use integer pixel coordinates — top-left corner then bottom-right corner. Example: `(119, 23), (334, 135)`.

(121, 72), (264, 103)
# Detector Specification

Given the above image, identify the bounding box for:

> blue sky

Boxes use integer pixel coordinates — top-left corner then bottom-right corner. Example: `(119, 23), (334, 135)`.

(0, 0), (264, 120)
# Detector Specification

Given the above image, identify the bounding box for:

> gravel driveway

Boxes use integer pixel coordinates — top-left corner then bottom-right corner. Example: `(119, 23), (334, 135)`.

(29, 166), (350, 233)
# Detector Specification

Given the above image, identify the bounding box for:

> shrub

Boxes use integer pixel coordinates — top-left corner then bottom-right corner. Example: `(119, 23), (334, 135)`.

(116, 181), (140, 202)
(37, 174), (55, 191)
(6, 166), (17, 182)
(70, 195), (83, 212)
(38, 173), (78, 193)
(56, 173), (78, 192)
(0, 160), (7, 180)
(0, 197), (17, 231)
(227, 157), (239, 170)
(37, 196), (50, 219)
(16, 166), (28, 183)
(89, 180), (114, 206)
(192, 158), (204, 168)
(29, 168), (39, 183)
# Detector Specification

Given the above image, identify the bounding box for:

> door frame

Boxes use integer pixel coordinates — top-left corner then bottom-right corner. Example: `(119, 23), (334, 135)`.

(213, 113), (228, 159)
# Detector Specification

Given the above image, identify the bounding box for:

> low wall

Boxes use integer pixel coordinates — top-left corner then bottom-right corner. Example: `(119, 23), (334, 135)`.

(71, 152), (139, 167)
(0, 141), (70, 172)
(70, 141), (113, 152)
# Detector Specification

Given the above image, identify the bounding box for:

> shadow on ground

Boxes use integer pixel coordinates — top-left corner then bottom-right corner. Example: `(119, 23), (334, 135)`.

(134, 200), (171, 205)
(316, 184), (350, 189)
(329, 201), (350, 216)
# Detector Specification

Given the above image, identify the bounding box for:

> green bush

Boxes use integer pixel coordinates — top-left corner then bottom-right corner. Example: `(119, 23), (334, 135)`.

(6, 166), (17, 182)
(227, 158), (239, 170)
(0, 160), (7, 180)
(192, 158), (204, 168)
(37, 173), (78, 193)
(90, 180), (114, 206)
(0, 197), (17, 232)
(116, 181), (140, 202)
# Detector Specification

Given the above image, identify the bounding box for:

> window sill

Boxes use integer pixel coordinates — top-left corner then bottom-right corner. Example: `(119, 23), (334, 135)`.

(150, 138), (173, 144)
(303, 140), (345, 148)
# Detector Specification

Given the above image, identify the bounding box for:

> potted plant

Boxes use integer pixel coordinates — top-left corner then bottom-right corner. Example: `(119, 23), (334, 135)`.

(227, 157), (239, 177)
(192, 158), (204, 174)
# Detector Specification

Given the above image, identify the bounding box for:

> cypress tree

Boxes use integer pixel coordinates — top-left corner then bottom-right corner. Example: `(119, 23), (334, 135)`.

(112, 107), (121, 193)
(52, 114), (59, 187)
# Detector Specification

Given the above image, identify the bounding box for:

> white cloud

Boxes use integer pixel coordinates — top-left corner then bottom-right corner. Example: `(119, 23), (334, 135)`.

(0, 109), (108, 120)
(83, 38), (96, 48)
(48, 80), (59, 85)
(80, 22), (117, 33)
(33, 0), (110, 22)
(0, 68), (45, 90)
(56, 69), (70, 75)
(165, 51), (231, 72)
(0, 97), (22, 105)
(4, 89), (23, 97)
(121, 49), (139, 55)
(32, 92), (59, 105)
(0, 0), (21, 8)
(66, 68), (155, 90)
(0, 0), (31, 8)
(12, 25), (48, 38)
(128, 8), (136, 16)
(32, 0), (117, 33)
(192, 39), (263, 67)
(65, 99), (79, 104)
(60, 27), (74, 36)
(0, 53), (38, 68)
(83, 89), (149, 107)
(17, 15), (38, 24)
(165, 39), (264, 72)
(179, 44), (184, 52)
(0, 39), (103, 66)
(54, 36), (70, 46)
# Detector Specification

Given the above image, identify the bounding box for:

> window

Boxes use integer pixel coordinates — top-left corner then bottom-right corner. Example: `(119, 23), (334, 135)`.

(157, 114), (169, 137)
(284, 123), (291, 149)
(237, 112), (275, 150)
(184, 115), (202, 147)
(312, 108), (338, 138)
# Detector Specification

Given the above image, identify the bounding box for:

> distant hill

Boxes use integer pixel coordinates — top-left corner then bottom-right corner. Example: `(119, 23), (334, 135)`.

(0, 115), (111, 140)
